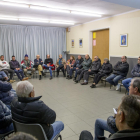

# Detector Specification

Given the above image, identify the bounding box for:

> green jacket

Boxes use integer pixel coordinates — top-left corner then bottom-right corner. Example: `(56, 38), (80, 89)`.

(81, 57), (92, 70)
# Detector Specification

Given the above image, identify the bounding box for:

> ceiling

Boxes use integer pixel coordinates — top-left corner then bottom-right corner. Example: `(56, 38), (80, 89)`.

(0, 0), (137, 28)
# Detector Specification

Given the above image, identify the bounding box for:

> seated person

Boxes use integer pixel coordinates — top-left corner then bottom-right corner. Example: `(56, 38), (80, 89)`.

(122, 56), (140, 93)
(0, 100), (14, 134)
(67, 55), (84, 80)
(80, 95), (140, 140)
(43, 54), (53, 80)
(65, 55), (75, 78)
(0, 55), (15, 83)
(10, 55), (28, 81)
(75, 54), (92, 83)
(34, 55), (45, 80)
(81, 56), (101, 85)
(21, 54), (35, 79)
(11, 81), (64, 140)
(90, 58), (112, 88)
(93, 77), (140, 140)
(55, 54), (66, 77)
(106, 56), (129, 90)
(0, 71), (9, 81)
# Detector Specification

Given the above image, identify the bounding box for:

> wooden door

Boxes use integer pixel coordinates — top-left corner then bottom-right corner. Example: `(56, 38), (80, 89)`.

(92, 29), (109, 64)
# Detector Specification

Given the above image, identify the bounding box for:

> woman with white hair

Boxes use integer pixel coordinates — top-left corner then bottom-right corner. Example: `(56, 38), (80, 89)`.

(11, 81), (64, 140)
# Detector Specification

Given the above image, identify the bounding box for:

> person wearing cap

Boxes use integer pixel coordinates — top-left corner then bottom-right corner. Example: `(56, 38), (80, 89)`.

(21, 54), (35, 79)
(10, 56), (28, 81)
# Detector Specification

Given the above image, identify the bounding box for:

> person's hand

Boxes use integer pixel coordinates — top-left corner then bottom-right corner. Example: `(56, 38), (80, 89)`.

(88, 69), (91, 72)
(41, 61), (43, 62)
(76, 68), (79, 70)
(26, 67), (29, 69)
(29, 67), (31, 69)
(69, 64), (71, 67)
(47, 64), (50, 67)
(5, 77), (8, 80)
(18, 68), (20, 70)
(16, 68), (18, 70)
(71, 67), (73, 69)
(56, 65), (58, 68)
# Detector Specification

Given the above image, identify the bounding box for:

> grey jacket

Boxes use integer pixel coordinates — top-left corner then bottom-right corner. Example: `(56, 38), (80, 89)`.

(131, 64), (140, 77)
(80, 57), (92, 70)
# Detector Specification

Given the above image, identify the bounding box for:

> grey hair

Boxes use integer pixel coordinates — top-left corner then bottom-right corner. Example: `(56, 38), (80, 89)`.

(120, 95), (140, 129)
(131, 78), (140, 93)
(16, 81), (34, 97)
(104, 58), (109, 63)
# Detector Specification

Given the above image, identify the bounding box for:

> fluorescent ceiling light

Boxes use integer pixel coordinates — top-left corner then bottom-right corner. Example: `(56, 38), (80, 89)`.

(71, 11), (101, 17)
(50, 21), (74, 25)
(30, 6), (70, 13)
(19, 18), (49, 23)
(0, 1), (28, 8)
(0, 17), (18, 20)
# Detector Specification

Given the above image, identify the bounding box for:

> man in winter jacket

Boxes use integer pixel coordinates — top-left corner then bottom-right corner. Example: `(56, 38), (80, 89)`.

(43, 54), (54, 80)
(0, 100), (14, 134)
(67, 55), (84, 80)
(75, 54), (92, 83)
(21, 54), (35, 79)
(106, 56), (129, 90)
(0, 71), (9, 81)
(0, 55), (15, 83)
(10, 56), (28, 81)
(11, 81), (64, 140)
(81, 56), (101, 85)
(122, 56), (140, 93)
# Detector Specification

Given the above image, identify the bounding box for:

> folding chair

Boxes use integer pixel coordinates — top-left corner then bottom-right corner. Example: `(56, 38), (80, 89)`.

(0, 130), (14, 140)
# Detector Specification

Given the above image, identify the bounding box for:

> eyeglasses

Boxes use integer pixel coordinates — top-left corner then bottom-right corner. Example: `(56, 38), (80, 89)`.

(94, 58), (97, 59)
(138, 59), (140, 61)
(113, 108), (118, 114)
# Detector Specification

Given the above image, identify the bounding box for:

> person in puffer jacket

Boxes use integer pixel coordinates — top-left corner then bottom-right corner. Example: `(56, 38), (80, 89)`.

(90, 58), (112, 88)
(0, 100), (14, 134)
(0, 81), (15, 106)
(81, 56), (101, 85)
(122, 56), (140, 93)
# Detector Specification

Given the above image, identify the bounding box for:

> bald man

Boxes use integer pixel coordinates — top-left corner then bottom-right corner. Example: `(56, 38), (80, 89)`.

(34, 55), (45, 80)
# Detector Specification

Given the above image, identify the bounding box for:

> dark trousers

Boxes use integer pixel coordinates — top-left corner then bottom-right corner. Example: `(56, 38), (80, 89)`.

(77, 69), (88, 81)
(66, 65), (71, 75)
(14, 69), (24, 80)
(57, 66), (65, 75)
(93, 73), (106, 84)
(1, 69), (14, 80)
(69, 67), (76, 77)
(83, 70), (96, 82)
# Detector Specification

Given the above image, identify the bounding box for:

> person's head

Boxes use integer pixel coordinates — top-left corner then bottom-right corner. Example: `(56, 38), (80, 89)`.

(47, 54), (50, 59)
(0, 55), (4, 61)
(116, 95), (140, 131)
(94, 56), (99, 62)
(138, 56), (140, 65)
(16, 81), (35, 98)
(59, 54), (62, 59)
(85, 54), (89, 60)
(70, 55), (75, 61)
(8, 132), (38, 140)
(121, 56), (127, 63)
(129, 78), (140, 96)
(78, 55), (81, 60)
(104, 58), (109, 64)
(12, 55), (15, 61)
(24, 54), (28, 61)
(36, 55), (40, 59)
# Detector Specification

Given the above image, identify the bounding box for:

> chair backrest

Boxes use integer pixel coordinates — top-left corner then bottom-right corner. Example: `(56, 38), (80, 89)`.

(12, 119), (48, 140)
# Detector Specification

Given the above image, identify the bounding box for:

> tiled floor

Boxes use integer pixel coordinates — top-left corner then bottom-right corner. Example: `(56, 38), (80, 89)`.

(12, 74), (125, 140)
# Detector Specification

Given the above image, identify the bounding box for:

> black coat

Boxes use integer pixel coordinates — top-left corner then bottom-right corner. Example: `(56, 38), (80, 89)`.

(90, 59), (101, 72)
(34, 58), (43, 65)
(11, 96), (56, 140)
(0, 100), (12, 130)
(44, 58), (53, 65)
(73, 57), (84, 68)
(99, 62), (113, 75)
(113, 61), (129, 77)
(10, 60), (20, 70)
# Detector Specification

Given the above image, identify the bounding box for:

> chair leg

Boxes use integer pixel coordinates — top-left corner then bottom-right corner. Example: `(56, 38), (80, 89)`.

(104, 81), (106, 87)
(110, 84), (111, 89)
(120, 85), (121, 92)
(58, 135), (62, 140)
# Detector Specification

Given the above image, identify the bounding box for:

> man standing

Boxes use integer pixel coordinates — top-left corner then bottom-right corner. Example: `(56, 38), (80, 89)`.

(43, 55), (53, 80)
(21, 54), (35, 79)
(10, 56), (28, 81)
(34, 55), (45, 80)
(106, 56), (129, 90)
(0, 55), (15, 83)
(75, 54), (92, 83)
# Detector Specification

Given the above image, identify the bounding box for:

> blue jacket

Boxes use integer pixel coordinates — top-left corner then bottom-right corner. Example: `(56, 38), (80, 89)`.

(131, 64), (140, 77)
(0, 100), (12, 129)
(0, 81), (14, 105)
(34, 58), (43, 65)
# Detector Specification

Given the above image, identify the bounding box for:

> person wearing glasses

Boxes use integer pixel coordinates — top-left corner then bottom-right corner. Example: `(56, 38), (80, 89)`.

(122, 56), (140, 93)
(81, 56), (101, 85)
(106, 56), (129, 91)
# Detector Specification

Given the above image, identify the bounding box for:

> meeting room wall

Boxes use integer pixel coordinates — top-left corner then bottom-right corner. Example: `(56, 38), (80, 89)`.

(0, 25), (66, 64)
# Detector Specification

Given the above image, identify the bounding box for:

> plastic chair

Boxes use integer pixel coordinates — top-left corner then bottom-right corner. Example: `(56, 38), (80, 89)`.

(0, 130), (14, 140)
(12, 119), (62, 140)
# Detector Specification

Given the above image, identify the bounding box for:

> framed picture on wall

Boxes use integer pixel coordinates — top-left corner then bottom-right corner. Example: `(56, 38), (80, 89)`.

(79, 38), (83, 48)
(71, 39), (74, 48)
(120, 34), (128, 46)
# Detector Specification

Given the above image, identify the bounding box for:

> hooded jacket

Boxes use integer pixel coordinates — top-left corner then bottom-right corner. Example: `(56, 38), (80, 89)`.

(0, 60), (9, 70)
(131, 64), (140, 77)
(80, 57), (92, 70)
(10, 60), (20, 70)
(73, 57), (84, 68)
(113, 61), (129, 77)
(90, 59), (101, 72)
(11, 96), (56, 140)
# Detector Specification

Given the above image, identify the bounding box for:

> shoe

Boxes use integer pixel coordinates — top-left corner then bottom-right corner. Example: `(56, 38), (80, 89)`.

(81, 82), (88, 85)
(68, 76), (72, 80)
(63, 73), (66, 77)
(73, 77), (76, 81)
(90, 84), (96, 88)
(66, 76), (69, 79)
(39, 75), (42, 80)
(28, 76), (32, 79)
(75, 80), (79, 83)
(50, 77), (52, 80)
(23, 77), (29, 80)
(67, 75), (69, 78)
(9, 80), (14, 83)
(116, 84), (120, 91)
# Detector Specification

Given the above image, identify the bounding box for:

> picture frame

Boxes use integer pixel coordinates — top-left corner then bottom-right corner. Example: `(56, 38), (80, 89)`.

(79, 38), (83, 48)
(71, 39), (74, 48)
(120, 34), (128, 47)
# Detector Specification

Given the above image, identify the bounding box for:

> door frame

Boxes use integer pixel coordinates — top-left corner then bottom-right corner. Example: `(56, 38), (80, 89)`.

(88, 27), (110, 60)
